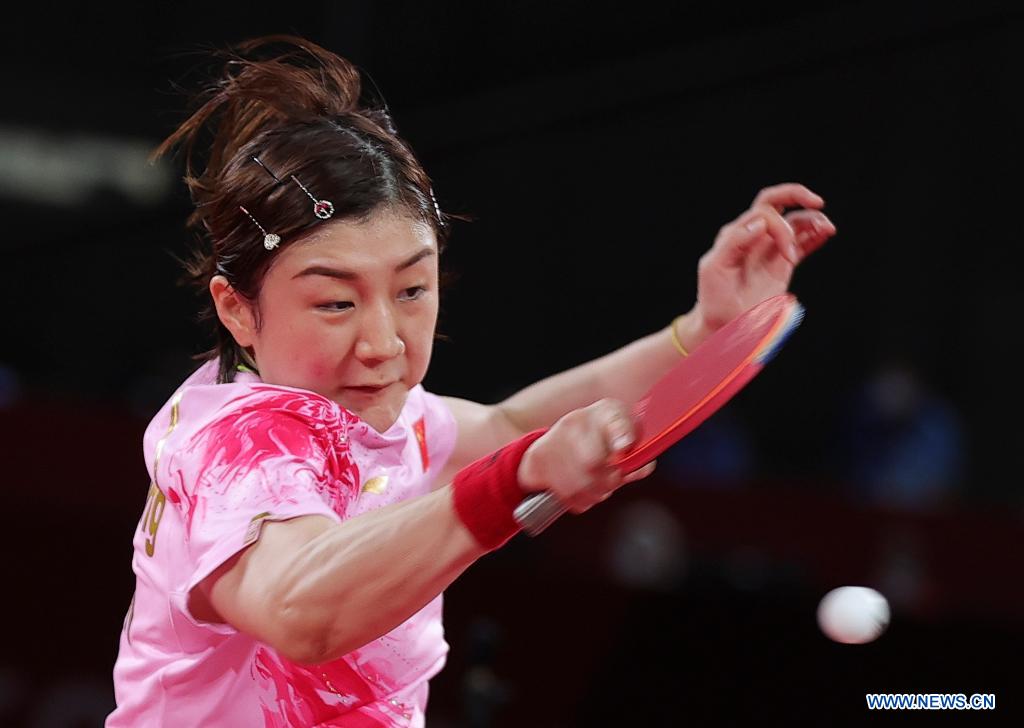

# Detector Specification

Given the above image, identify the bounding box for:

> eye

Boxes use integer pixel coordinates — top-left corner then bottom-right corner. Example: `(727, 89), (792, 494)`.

(318, 301), (354, 312)
(398, 286), (426, 301)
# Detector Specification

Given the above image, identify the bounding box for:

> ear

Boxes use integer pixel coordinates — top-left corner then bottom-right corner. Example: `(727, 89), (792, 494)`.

(210, 276), (258, 348)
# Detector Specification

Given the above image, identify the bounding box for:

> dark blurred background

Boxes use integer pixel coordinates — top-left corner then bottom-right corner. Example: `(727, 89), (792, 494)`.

(1, 1), (1022, 725)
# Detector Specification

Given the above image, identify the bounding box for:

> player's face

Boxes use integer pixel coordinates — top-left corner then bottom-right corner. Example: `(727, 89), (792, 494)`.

(249, 209), (439, 433)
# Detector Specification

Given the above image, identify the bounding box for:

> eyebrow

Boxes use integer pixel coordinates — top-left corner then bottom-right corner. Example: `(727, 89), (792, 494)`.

(291, 248), (436, 281)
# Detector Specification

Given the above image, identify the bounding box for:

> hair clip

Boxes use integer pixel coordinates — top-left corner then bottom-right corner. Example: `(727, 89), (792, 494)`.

(251, 154), (333, 219)
(429, 187), (444, 226)
(290, 175), (335, 220)
(239, 206), (281, 250)
(251, 155), (283, 183)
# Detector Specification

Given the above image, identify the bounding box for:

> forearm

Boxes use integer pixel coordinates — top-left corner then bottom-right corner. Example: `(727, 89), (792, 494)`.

(277, 486), (483, 663)
(498, 310), (711, 432)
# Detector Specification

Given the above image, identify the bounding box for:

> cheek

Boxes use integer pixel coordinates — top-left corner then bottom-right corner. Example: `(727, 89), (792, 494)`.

(303, 339), (352, 381)
(407, 332), (435, 380)
(273, 321), (343, 382)
(306, 359), (333, 381)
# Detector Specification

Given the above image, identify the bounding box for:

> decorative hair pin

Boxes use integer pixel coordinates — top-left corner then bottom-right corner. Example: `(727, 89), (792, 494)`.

(251, 155), (333, 218)
(243, 156), (334, 249)
(429, 188), (443, 226)
(251, 156), (282, 183)
(239, 206), (281, 250)
(290, 175), (335, 220)
(242, 155), (442, 252)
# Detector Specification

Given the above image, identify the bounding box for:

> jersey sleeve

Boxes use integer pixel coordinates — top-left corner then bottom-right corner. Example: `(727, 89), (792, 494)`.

(175, 390), (359, 594)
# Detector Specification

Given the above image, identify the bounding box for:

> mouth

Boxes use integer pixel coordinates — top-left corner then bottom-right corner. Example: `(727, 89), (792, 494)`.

(344, 383), (394, 395)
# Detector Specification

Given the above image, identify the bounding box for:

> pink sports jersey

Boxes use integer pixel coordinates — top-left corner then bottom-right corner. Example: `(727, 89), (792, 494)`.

(107, 359), (458, 727)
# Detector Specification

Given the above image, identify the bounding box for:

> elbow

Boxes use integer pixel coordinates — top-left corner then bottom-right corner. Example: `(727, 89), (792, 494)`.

(275, 606), (381, 665)
(271, 597), (369, 665)
(269, 599), (334, 666)
(275, 635), (333, 667)
(278, 628), (359, 666)
(264, 575), (366, 665)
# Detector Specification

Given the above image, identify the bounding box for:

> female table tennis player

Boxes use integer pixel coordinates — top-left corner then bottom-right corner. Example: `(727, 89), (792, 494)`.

(106, 35), (835, 727)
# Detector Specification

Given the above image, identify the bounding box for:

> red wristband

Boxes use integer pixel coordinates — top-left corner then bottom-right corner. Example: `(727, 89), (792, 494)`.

(452, 429), (547, 551)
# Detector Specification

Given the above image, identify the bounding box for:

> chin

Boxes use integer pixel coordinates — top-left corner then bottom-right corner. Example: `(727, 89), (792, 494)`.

(355, 406), (402, 433)
(335, 388), (408, 433)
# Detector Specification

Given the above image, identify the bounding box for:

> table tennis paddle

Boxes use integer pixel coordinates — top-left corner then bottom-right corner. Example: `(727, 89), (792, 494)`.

(513, 293), (804, 535)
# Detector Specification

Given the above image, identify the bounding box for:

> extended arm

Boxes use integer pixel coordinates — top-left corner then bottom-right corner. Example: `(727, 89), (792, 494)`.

(196, 486), (480, 665)
(437, 183), (835, 484)
(193, 400), (648, 665)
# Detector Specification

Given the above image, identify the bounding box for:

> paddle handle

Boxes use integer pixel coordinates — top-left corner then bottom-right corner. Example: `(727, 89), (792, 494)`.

(514, 492), (568, 536)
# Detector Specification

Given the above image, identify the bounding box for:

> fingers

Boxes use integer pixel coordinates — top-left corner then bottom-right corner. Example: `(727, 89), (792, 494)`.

(752, 183), (824, 213)
(708, 183), (830, 269)
(524, 400), (657, 516)
(718, 205), (799, 266)
(785, 208), (836, 257)
(710, 215), (767, 265)
(622, 460), (657, 484)
(577, 456), (657, 512)
(755, 206), (800, 265)
(597, 399), (637, 456)
(567, 400), (633, 512)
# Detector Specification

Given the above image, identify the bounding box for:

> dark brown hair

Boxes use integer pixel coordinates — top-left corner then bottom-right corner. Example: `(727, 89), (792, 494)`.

(153, 35), (454, 383)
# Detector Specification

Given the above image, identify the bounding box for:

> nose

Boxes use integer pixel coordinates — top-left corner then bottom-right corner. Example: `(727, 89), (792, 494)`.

(354, 300), (405, 363)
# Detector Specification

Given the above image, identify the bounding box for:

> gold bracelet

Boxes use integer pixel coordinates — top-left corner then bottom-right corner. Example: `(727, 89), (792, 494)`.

(669, 315), (689, 357)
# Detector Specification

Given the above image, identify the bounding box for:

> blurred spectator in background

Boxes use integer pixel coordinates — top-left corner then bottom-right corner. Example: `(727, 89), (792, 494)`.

(606, 498), (688, 591)
(460, 617), (512, 728)
(0, 363), (22, 409)
(658, 410), (755, 487)
(831, 358), (965, 510)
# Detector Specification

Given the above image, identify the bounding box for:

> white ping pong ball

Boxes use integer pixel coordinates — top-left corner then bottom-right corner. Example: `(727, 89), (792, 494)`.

(817, 586), (890, 644)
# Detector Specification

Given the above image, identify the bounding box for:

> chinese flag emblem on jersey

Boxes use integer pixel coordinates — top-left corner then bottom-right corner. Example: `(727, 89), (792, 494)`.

(413, 416), (429, 472)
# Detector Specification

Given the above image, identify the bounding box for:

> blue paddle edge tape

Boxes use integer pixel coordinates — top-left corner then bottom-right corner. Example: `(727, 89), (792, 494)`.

(753, 301), (804, 365)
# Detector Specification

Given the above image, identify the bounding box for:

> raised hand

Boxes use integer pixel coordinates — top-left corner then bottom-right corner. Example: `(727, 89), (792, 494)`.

(693, 183), (836, 332)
